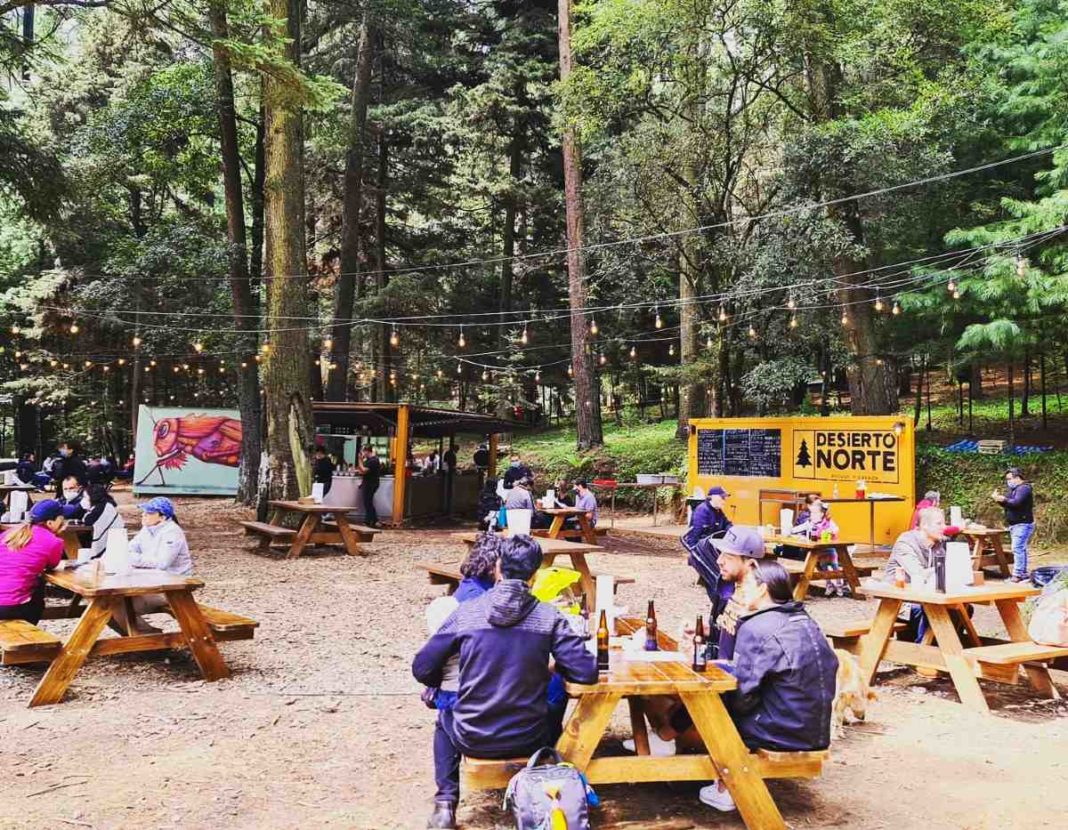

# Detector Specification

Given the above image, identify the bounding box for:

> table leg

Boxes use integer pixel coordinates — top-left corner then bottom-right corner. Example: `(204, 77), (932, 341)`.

(333, 514), (365, 557)
(679, 690), (785, 830)
(288, 513), (319, 559)
(924, 604), (989, 713)
(627, 697), (651, 756)
(869, 501), (875, 552)
(556, 692), (622, 769)
(30, 597), (115, 707)
(166, 590), (230, 681)
(991, 536), (1011, 578)
(579, 515), (595, 546)
(858, 598), (901, 685)
(793, 552), (820, 602)
(995, 599), (1060, 700)
(547, 514), (566, 540)
(836, 545), (867, 600)
(62, 533), (80, 560)
(569, 553), (596, 607)
(952, 603), (982, 648)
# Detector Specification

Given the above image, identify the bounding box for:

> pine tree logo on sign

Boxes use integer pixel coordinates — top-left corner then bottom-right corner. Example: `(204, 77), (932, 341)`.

(792, 429), (900, 483)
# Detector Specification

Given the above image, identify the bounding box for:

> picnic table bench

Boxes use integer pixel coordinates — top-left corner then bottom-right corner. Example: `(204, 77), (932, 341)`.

(460, 615), (823, 830)
(1, 567), (257, 707)
(857, 580), (1065, 713)
(241, 500), (379, 558)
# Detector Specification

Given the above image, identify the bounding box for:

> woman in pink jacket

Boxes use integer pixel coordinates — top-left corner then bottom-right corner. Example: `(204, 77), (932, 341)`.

(0, 499), (66, 624)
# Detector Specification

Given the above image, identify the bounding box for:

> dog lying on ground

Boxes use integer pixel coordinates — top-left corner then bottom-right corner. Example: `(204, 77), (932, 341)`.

(832, 647), (877, 737)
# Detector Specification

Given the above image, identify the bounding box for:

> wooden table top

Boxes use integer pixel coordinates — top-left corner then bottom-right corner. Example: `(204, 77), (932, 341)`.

(818, 496), (905, 504)
(862, 579), (1039, 606)
(269, 500), (336, 514)
(957, 527), (1008, 537)
(539, 506), (586, 515)
(452, 531), (602, 554)
(0, 484), (37, 493)
(565, 651), (736, 695)
(47, 567), (204, 598)
(764, 534), (862, 549)
(1, 522), (91, 536)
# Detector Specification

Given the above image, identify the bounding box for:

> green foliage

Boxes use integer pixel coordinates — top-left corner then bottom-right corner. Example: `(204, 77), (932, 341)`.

(741, 357), (815, 414)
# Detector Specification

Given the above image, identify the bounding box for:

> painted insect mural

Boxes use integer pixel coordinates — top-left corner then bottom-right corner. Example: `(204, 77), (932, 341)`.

(135, 413), (243, 486)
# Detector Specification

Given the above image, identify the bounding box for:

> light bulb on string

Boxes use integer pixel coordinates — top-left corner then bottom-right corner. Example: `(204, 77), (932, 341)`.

(535, 370), (541, 383)
(629, 345), (637, 359)
(789, 315), (798, 329)
(150, 359), (157, 367)
(841, 310), (849, 326)
(132, 335), (142, 347)
(173, 366), (180, 374)
(786, 296), (796, 310)
(590, 317), (598, 336)
(521, 325), (529, 345)
(947, 278), (956, 293)
(567, 364), (574, 377)
(668, 343), (675, 356)
(892, 300), (901, 316)
(456, 362), (462, 374)
(599, 352), (607, 365)
(482, 369), (489, 381)
(458, 327), (465, 349)
(748, 324), (757, 339)
(952, 288), (961, 300)
(69, 322), (80, 334)
(84, 360), (92, 369)
(49, 360), (58, 368)
(193, 340), (204, 353)
(261, 342), (271, 355)
(654, 306), (663, 329)
(436, 369), (443, 379)
(1015, 255), (1030, 278)
(706, 333), (713, 348)
(390, 325), (399, 347)
(118, 358), (126, 366)
(874, 296), (884, 312)
(103, 365), (109, 373)
(10, 324), (19, 335)
(718, 306), (728, 323)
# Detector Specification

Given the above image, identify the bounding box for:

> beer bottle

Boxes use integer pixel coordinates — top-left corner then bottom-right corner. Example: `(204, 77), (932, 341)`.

(596, 610), (610, 672)
(579, 593), (590, 640)
(644, 600), (658, 651)
(692, 614), (707, 672)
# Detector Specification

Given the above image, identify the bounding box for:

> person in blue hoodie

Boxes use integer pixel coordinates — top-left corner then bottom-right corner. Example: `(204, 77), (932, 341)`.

(412, 534), (598, 830)
(698, 559), (838, 813)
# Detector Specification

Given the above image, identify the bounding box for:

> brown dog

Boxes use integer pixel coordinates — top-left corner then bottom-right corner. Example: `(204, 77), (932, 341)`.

(832, 647), (876, 737)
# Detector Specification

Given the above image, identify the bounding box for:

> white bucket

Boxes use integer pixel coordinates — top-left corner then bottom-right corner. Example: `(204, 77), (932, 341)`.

(311, 482), (325, 504)
(945, 541), (973, 590)
(506, 509), (533, 537)
(103, 528), (133, 575)
(780, 508), (794, 537)
(950, 506), (964, 527)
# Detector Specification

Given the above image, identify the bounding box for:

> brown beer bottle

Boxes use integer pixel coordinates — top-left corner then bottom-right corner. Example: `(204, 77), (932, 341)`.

(644, 600), (658, 651)
(596, 610), (610, 672)
(692, 614), (707, 672)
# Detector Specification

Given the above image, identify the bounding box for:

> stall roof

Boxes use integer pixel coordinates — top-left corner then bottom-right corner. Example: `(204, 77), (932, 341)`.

(311, 402), (526, 438)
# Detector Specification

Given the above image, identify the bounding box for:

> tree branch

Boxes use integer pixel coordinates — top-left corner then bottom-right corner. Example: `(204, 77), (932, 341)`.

(0, 0), (110, 14)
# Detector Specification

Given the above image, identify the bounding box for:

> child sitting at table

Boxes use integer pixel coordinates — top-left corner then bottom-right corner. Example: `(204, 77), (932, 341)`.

(791, 501), (847, 597)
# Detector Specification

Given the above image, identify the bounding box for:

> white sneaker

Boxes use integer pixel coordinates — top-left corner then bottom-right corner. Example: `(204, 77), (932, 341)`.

(622, 732), (676, 756)
(699, 783), (736, 811)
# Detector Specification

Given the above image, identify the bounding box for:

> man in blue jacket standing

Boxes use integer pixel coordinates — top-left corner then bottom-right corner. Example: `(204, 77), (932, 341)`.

(992, 467), (1034, 582)
(412, 535), (598, 829)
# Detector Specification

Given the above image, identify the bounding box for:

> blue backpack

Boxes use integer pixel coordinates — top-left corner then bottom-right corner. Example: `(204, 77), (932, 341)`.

(504, 748), (592, 830)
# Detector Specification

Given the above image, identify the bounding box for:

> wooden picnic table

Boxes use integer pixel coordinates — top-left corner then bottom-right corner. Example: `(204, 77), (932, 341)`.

(856, 580), (1062, 713)
(957, 526), (1011, 577)
(765, 534), (868, 600)
(597, 481), (680, 528)
(536, 506), (599, 546)
(0, 483), (37, 516)
(557, 619), (805, 830)
(241, 500), (378, 558)
(29, 567), (233, 707)
(453, 531), (603, 603)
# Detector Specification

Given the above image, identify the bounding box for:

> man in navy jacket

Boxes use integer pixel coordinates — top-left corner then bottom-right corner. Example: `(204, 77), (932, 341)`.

(993, 467), (1035, 582)
(412, 535), (597, 829)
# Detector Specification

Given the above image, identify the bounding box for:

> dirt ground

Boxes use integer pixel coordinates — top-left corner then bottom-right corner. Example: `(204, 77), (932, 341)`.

(2, 493), (1066, 830)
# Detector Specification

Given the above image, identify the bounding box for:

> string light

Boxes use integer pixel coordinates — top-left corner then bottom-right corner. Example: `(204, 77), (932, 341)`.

(193, 341), (204, 353)
(118, 358), (126, 366)
(654, 306), (663, 329)
(150, 359), (157, 367)
(456, 362), (462, 374)
(261, 342), (271, 355)
(718, 306), (728, 323)
(874, 296), (884, 312)
(629, 345), (637, 359)
(952, 288), (961, 300)
(436, 369), (443, 379)
(892, 300), (901, 316)
(481, 369), (489, 381)
(841, 311), (849, 326)
(535, 370), (541, 383)
(84, 360), (92, 368)
(706, 333), (713, 348)
(458, 327), (466, 348)
(390, 325), (399, 347)
(590, 317), (598, 336)
(521, 325), (529, 345)
(69, 322), (79, 334)
(786, 296), (796, 310)
(103, 365), (109, 373)
(10, 324), (19, 335)
(599, 352), (607, 365)
(789, 315), (798, 329)
(748, 324), (757, 339)
(1015, 255), (1029, 277)
(668, 343), (675, 356)
(567, 364), (574, 377)
(947, 278), (956, 293)
(132, 335), (142, 347)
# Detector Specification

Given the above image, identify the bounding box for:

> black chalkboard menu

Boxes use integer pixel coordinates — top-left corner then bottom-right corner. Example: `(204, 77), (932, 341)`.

(696, 428), (781, 478)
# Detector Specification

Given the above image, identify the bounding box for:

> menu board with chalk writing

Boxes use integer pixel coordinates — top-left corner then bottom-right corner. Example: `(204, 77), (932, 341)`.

(697, 428), (781, 478)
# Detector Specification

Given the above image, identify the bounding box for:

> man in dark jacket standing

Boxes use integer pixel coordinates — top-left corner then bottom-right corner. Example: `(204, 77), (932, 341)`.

(699, 559), (838, 812)
(412, 535), (597, 829)
(993, 467), (1034, 582)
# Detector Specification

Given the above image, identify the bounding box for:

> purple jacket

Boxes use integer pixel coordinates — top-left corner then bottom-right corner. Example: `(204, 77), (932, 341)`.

(412, 579), (597, 756)
(729, 601), (838, 752)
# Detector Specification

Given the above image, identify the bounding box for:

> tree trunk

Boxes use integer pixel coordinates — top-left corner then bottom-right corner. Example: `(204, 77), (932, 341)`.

(558, 0), (602, 449)
(970, 362), (984, 398)
(500, 130), (522, 344)
(374, 129), (392, 403)
(21, 3), (33, 80)
(913, 355), (924, 427)
(209, 0), (262, 504)
(675, 242), (704, 438)
(250, 101), (266, 282)
(1040, 350), (1047, 429)
(1020, 348), (1031, 416)
(1007, 360), (1015, 447)
(327, 14), (375, 401)
(259, 0), (314, 513)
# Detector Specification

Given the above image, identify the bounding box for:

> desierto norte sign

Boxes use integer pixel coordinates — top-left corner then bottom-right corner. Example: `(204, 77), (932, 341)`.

(792, 428), (900, 483)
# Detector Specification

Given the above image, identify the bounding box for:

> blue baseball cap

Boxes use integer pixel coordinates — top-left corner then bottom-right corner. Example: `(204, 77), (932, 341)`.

(29, 499), (65, 523)
(709, 525), (765, 559)
(139, 496), (176, 520)
(707, 486), (730, 498)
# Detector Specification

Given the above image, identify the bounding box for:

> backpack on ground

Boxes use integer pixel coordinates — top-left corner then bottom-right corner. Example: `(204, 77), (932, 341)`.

(503, 747), (591, 830)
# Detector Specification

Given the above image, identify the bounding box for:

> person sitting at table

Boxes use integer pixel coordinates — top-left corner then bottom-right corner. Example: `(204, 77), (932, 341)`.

(885, 507), (949, 643)
(412, 535), (597, 830)
(111, 497), (192, 634)
(0, 500), (66, 625)
(503, 476), (549, 528)
(15, 451), (39, 488)
(502, 452), (533, 490)
(82, 483), (125, 559)
(697, 559), (839, 812)
(58, 475), (87, 522)
(910, 490), (940, 529)
(791, 501), (847, 597)
(683, 485), (732, 550)
(631, 526), (765, 757)
(573, 480), (599, 528)
(794, 492), (826, 525)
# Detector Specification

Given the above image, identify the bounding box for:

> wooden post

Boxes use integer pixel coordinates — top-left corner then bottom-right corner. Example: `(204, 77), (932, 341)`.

(392, 404), (410, 524)
(488, 433), (498, 479)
